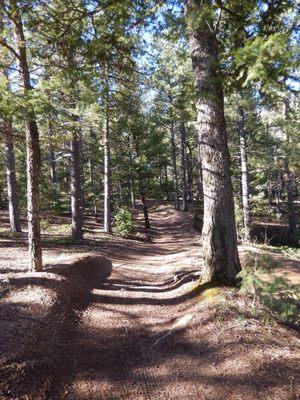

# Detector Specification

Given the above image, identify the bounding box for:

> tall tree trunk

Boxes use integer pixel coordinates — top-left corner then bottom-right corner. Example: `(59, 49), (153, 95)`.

(88, 129), (94, 188)
(179, 121), (188, 211)
(4, 119), (22, 233)
(12, 1), (42, 270)
(285, 165), (296, 237)
(70, 128), (83, 240)
(195, 139), (203, 202)
(186, 142), (194, 208)
(284, 100), (297, 238)
(48, 138), (60, 208)
(129, 149), (136, 208)
(49, 145), (57, 184)
(0, 182), (2, 209)
(87, 129), (99, 221)
(133, 136), (150, 229)
(170, 122), (180, 210)
(186, 0), (241, 284)
(238, 108), (251, 242)
(103, 102), (111, 233)
(164, 165), (170, 201)
(78, 131), (85, 212)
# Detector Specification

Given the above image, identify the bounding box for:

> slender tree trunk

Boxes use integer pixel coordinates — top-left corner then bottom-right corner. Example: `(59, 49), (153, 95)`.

(195, 139), (203, 202)
(170, 122), (180, 210)
(179, 121), (188, 211)
(12, 2), (42, 270)
(186, 0), (241, 284)
(140, 188), (150, 229)
(133, 136), (150, 229)
(285, 165), (296, 237)
(70, 128), (83, 240)
(186, 142), (194, 208)
(49, 146), (57, 184)
(88, 129), (94, 188)
(4, 119), (21, 233)
(0, 182), (2, 208)
(275, 170), (282, 212)
(238, 108), (251, 242)
(48, 140), (60, 208)
(78, 131), (85, 212)
(164, 165), (170, 201)
(87, 129), (99, 221)
(128, 148), (136, 208)
(103, 102), (111, 233)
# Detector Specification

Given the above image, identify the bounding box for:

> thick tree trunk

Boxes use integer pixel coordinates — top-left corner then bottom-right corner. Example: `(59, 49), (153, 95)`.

(12, 2), (42, 270)
(103, 106), (111, 233)
(179, 121), (188, 211)
(4, 119), (21, 233)
(238, 109), (251, 242)
(70, 129), (83, 240)
(186, 0), (241, 284)
(26, 119), (43, 270)
(170, 122), (180, 210)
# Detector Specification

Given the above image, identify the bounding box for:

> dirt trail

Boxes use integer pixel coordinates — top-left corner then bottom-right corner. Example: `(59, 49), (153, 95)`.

(0, 205), (299, 400)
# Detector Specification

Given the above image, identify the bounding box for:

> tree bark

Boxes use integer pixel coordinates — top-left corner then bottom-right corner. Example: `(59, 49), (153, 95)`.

(103, 101), (112, 233)
(129, 149), (136, 208)
(285, 165), (296, 237)
(12, 1), (42, 270)
(4, 119), (22, 233)
(186, 142), (194, 208)
(78, 131), (85, 211)
(179, 121), (188, 211)
(238, 108), (251, 242)
(48, 127), (60, 208)
(70, 128), (83, 240)
(133, 135), (150, 229)
(170, 122), (180, 210)
(186, 0), (241, 284)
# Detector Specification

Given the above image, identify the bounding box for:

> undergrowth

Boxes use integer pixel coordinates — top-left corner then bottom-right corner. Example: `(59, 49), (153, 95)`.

(238, 252), (299, 326)
(114, 207), (135, 237)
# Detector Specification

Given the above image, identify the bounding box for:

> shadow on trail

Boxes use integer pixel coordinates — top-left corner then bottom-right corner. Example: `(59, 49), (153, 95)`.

(0, 256), (112, 400)
(98, 269), (201, 293)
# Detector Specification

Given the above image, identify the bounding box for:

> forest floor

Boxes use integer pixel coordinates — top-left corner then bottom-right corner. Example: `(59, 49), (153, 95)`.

(0, 204), (299, 400)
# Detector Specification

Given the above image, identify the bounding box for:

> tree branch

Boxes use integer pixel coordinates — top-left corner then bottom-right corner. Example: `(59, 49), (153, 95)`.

(0, 38), (20, 60)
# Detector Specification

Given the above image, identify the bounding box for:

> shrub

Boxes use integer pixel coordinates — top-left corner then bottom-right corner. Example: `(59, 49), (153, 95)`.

(114, 207), (135, 237)
(238, 252), (299, 325)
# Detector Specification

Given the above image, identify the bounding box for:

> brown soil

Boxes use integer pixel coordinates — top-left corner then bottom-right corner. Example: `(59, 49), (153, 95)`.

(0, 205), (299, 400)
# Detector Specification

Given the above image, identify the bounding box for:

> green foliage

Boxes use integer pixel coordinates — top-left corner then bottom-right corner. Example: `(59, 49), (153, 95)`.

(238, 253), (299, 325)
(114, 207), (135, 237)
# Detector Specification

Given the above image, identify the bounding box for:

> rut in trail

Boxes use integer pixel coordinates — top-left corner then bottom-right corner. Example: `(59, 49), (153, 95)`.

(58, 206), (204, 400)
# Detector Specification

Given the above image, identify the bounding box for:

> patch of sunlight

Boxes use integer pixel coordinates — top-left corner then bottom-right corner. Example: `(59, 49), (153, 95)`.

(40, 221), (72, 235)
(197, 287), (226, 304)
(4, 285), (57, 307)
(69, 379), (114, 397)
